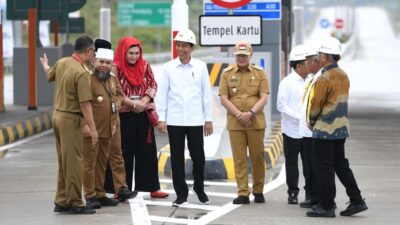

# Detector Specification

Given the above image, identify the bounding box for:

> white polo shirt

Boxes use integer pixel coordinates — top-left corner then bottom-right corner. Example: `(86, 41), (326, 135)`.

(277, 71), (307, 139)
(156, 57), (213, 126)
(299, 69), (322, 138)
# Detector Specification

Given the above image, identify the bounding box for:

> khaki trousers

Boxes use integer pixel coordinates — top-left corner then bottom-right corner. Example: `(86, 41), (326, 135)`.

(229, 129), (266, 196)
(53, 111), (84, 208)
(108, 123), (128, 193)
(83, 137), (111, 199)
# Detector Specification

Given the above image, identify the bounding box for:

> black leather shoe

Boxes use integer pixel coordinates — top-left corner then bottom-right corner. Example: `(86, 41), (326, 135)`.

(253, 193), (265, 203)
(306, 207), (335, 217)
(288, 193), (298, 204)
(312, 203), (337, 210)
(118, 188), (138, 202)
(86, 197), (101, 209)
(68, 206), (96, 214)
(193, 188), (210, 204)
(300, 199), (318, 208)
(97, 197), (119, 206)
(233, 196), (250, 204)
(53, 204), (69, 213)
(340, 200), (368, 216)
(172, 197), (187, 207)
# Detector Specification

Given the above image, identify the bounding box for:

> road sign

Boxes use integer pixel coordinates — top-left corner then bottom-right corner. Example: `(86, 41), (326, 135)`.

(199, 15), (262, 46)
(211, 0), (252, 9)
(68, 0), (87, 12)
(335, 18), (344, 29)
(319, 18), (330, 29)
(50, 17), (85, 33)
(204, 0), (281, 20)
(6, 0), (68, 21)
(117, 1), (171, 27)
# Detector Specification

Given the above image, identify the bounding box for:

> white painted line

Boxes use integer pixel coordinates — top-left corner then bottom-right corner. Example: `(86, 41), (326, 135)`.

(129, 193), (151, 225)
(159, 178), (238, 187)
(192, 164), (286, 225)
(153, 189), (237, 198)
(144, 200), (221, 211)
(0, 130), (53, 152)
(149, 215), (194, 224)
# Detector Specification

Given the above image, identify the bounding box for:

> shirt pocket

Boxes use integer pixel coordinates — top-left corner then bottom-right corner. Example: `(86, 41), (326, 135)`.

(227, 77), (240, 95)
(247, 77), (260, 95)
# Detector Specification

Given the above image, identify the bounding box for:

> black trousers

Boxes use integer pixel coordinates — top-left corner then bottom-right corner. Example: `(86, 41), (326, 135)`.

(302, 137), (319, 202)
(315, 138), (362, 210)
(167, 126), (205, 199)
(283, 133), (308, 196)
(120, 112), (160, 192)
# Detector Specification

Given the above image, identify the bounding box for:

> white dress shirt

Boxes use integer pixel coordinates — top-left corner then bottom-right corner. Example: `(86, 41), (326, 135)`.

(299, 69), (322, 137)
(156, 57), (213, 126)
(277, 71), (307, 139)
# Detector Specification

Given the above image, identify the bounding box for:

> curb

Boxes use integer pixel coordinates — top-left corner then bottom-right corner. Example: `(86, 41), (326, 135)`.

(0, 111), (53, 158)
(158, 122), (282, 180)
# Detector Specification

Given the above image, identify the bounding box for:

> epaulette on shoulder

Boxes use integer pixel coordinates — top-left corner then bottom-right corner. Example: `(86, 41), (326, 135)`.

(222, 66), (234, 72)
(253, 65), (264, 71)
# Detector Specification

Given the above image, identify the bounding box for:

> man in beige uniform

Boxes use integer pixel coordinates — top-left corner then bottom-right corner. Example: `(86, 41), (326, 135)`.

(41, 36), (98, 214)
(219, 41), (269, 204)
(83, 48), (124, 209)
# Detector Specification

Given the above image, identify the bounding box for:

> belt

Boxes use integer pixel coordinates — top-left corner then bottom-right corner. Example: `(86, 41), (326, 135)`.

(56, 109), (83, 117)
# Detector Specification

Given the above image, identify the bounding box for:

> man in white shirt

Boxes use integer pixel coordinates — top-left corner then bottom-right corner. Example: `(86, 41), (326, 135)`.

(277, 44), (309, 204)
(156, 29), (213, 207)
(298, 43), (323, 208)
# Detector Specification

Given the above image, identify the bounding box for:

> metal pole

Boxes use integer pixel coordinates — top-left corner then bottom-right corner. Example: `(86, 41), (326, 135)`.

(292, 0), (304, 45)
(28, 8), (37, 110)
(100, 0), (111, 41)
(0, 10), (4, 112)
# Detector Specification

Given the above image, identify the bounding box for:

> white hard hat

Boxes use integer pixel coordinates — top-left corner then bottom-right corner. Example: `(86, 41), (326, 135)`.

(95, 48), (114, 61)
(305, 42), (320, 57)
(174, 28), (196, 45)
(319, 37), (341, 55)
(289, 44), (307, 61)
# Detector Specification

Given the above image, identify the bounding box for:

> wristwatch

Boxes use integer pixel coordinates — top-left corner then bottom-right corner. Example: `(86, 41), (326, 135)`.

(250, 109), (256, 117)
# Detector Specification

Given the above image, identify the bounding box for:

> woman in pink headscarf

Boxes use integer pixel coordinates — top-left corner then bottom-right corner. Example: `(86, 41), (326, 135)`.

(111, 36), (168, 198)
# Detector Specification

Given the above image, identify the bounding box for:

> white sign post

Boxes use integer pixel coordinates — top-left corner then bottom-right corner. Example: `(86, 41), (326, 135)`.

(199, 15), (262, 46)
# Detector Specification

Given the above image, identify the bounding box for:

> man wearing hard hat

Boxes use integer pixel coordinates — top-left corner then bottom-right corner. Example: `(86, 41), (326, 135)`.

(277, 44), (310, 205)
(219, 41), (269, 204)
(83, 46), (124, 209)
(157, 28), (213, 207)
(306, 37), (368, 217)
(298, 43), (324, 209)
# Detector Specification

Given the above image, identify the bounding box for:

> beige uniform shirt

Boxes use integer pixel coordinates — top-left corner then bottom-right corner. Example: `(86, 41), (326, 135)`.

(48, 57), (92, 112)
(89, 72), (124, 138)
(219, 64), (270, 130)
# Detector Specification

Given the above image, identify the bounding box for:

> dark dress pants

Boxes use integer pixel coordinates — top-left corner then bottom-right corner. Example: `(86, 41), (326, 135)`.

(167, 126), (205, 199)
(302, 137), (319, 202)
(283, 133), (307, 196)
(120, 112), (160, 192)
(315, 138), (363, 210)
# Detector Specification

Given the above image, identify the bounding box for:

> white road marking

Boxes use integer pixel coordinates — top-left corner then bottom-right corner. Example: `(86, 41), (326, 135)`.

(191, 165), (286, 225)
(149, 215), (194, 224)
(144, 200), (221, 211)
(131, 165), (286, 225)
(129, 193), (151, 225)
(0, 130), (53, 152)
(151, 188), (237, 198)
(159, 178), (238, 187)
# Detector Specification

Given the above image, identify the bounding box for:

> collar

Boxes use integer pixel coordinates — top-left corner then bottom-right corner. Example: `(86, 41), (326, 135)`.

(291, 70), (306, 81)
(322, 63), (338, 74)
(72, 53), (84, 64)
(175, 57), (194, 67)
(233, 64), (252, 73)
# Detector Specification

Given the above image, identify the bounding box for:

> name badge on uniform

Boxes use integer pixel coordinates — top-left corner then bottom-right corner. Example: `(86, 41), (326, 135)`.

(111, 101), (117, 113)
